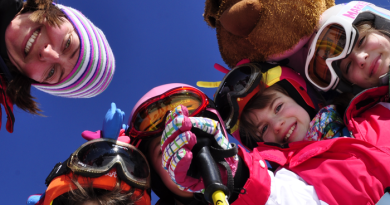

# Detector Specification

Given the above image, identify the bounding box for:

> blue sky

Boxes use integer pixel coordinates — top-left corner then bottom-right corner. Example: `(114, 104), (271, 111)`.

(0, 0), (388, 204)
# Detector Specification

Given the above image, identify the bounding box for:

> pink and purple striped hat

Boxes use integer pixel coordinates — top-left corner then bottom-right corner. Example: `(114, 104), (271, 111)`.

(32, 4), (115, 98)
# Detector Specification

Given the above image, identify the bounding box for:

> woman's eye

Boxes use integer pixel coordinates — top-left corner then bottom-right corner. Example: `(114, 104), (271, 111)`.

(275, 104), (282, 113)
(358, 36), (365, 47)
(65, 36), (72, 49)
(46, 68), (55, 80)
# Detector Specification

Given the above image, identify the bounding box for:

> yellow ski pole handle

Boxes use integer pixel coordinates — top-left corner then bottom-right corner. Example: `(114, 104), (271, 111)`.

(212, 190), (229, 205)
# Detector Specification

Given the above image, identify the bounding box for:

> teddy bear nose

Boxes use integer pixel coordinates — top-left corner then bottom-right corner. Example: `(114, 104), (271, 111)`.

(219, 1), (262, 37)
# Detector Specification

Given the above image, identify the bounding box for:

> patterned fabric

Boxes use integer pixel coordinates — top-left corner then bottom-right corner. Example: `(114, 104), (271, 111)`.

(304, 105), (349, 141)
(161, 105), (238, 193)
(32, 4), (115, 98)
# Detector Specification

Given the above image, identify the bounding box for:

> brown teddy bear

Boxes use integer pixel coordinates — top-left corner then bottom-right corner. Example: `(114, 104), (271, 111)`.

(204, 0), (335, 68)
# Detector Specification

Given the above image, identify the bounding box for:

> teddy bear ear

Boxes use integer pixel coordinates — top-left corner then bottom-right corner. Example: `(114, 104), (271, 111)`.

(203, 0), (220, 28)
(219, 0), (262, 37)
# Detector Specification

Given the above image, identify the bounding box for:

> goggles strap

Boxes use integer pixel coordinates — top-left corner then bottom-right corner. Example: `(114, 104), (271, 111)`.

(209, 143), (238, 159)
(209, 143), (238, 198)
(45, 158), (71, 186)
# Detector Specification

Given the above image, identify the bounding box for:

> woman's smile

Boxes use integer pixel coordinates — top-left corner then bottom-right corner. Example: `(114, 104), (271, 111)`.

(24, 29), (40, 55)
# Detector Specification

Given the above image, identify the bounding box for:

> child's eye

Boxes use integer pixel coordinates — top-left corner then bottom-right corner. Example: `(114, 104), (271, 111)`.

(261, 125), (268, 135)
(275, 104), (282, 113)
(345, 62), (351, 74)
(358, 36), (365, 47)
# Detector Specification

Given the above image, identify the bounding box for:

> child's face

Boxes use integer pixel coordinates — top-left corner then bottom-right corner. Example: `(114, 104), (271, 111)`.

(147, 136), (193, 198)
(339, 30), (390, 88)
(247, 90), (310, 144)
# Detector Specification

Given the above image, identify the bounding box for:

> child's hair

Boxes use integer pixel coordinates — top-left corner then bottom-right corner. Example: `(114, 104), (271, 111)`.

(239, 83), (288, 149)
(53, 174), (142, 205)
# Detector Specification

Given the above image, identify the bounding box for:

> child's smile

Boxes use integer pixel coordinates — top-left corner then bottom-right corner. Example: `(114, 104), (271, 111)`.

(340, 30), (390, 88)
(247, 90), (311, 144)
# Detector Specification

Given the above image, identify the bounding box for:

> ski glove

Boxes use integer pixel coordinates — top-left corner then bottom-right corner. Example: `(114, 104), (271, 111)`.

(161, 105), (238, 193)
(102, 102), (128, 139)
(82, 102), (130, 143)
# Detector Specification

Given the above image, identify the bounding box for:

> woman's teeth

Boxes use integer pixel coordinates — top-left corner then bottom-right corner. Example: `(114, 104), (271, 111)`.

(285, 124), (296, 142)
(25, 30), (39, 54)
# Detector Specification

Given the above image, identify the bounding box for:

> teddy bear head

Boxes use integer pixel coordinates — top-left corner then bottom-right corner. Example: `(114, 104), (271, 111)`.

(204, 0), (335, 68)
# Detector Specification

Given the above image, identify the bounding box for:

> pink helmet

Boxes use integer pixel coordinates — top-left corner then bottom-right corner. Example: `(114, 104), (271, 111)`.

(127, 83), (228, 147)
(127, 83), (230, 203)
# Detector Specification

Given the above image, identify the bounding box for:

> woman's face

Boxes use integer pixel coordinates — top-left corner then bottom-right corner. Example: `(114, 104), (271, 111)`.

(147, 136), (193, 199)
(5, 12), (80, 84)
(247, 90), (311, 144)
(339, 30), (390, 88)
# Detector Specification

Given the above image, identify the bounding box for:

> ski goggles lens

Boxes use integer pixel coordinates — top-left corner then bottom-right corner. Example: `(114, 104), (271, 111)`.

(215, 65), (259, 121)
(131, 87), (208, 135)
(308, 24), (347, 88)
(69, 139), (150, 189)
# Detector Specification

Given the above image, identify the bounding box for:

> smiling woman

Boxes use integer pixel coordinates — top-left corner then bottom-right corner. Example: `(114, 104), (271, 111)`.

(0, 0), (115, 133)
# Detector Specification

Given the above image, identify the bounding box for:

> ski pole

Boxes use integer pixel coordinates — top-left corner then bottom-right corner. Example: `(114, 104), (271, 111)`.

(192, 136), (230, 205)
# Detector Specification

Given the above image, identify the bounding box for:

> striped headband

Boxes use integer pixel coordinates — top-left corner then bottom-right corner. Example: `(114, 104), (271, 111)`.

(32, 4), (115, 98)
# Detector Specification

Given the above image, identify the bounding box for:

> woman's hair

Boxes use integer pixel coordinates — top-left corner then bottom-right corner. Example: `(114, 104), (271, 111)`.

(239, 83), (288, 147)
(53, 174), (142, 205)
(3, 0), (66, 115)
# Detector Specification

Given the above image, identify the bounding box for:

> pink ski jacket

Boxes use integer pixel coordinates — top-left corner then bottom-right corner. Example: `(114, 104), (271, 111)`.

(232, 86), (390, 205)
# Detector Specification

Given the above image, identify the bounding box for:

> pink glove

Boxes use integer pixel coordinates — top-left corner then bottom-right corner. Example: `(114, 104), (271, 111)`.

(161, 105), (238, 193)
(81, 129), (130, 143)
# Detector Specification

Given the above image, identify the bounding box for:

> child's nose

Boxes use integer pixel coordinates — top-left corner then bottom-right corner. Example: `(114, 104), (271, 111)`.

(352, 50), (368, 68)
(273, 118), (284, 134)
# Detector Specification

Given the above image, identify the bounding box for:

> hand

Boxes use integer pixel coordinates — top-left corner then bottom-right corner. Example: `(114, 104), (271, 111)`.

(102, 102), (125, 139)
(82, 102), (130, 143)
(82, 129), (130, 143)
(161, 105), (238, 193)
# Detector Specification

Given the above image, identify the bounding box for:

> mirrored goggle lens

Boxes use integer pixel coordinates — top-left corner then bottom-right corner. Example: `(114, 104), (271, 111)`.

(134, 91), (203, 132)
(215, 66), (254, 120)
(76, 141), (149, 180)
(308, 24), (346, 87)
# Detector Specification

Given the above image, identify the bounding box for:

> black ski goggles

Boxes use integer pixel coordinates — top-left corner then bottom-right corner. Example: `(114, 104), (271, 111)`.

(46, 138), (151, 190)
(214, 63), (265, 130)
